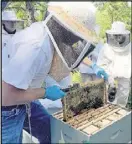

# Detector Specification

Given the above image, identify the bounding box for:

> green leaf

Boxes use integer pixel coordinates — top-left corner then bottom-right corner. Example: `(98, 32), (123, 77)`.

(95, 2), (131, 40)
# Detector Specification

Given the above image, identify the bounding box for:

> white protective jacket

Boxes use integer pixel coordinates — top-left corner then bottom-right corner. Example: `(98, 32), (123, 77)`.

(2, 21), (71, 110)
(97, 43), (131, 107)
(2, 27), (13, 68)
(2, 22), (54, 89)
(2, 25), (24, 68)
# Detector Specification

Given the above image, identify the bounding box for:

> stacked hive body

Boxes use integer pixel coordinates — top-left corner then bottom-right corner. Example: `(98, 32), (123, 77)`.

(61, 79), (107, 121)
(54, 104), (129, 135)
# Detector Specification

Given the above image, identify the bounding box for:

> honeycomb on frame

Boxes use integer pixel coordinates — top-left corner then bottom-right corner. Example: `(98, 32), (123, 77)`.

(61, 79), (107, 121)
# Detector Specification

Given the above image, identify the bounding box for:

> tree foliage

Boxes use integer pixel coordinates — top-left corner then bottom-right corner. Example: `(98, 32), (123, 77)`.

(4, 1), (47, 27)
(94, 2), (131, 41)
(3, 1), (131, 41)
(1, 1), (10, 10)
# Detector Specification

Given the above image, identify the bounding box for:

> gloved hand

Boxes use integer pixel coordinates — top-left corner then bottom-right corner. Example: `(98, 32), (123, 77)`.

(107, 77), (117, 102)
(45, 85), (66, 101)
(108, 86), (117, 102)
(91, 63), (108, 81)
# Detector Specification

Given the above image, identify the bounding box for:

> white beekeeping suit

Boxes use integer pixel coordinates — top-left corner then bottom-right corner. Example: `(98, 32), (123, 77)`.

(97, 21), (131, 107)
(2, 10), (24, 68)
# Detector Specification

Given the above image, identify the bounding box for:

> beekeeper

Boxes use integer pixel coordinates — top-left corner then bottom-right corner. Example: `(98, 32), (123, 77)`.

(2, 10), (24, 67)
(97, 21), (131, 107)
(2, 6), (108, 144)
(2, 15), (66, 144)
(41, 2), (107, 111)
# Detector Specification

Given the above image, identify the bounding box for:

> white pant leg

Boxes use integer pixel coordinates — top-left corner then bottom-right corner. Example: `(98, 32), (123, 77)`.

(115, 78), (130, 107)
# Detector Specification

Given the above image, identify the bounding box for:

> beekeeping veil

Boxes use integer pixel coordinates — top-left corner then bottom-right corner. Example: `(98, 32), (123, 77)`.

(2, 10), (24, 31)
(47, 2), (99, 35)
(43, 6), (98, 81)
(106, 21), (130, 53)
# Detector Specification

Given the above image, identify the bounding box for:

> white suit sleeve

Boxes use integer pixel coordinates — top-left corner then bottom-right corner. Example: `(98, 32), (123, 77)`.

(97, 46), (112, 75)
(2, 42), (41, 90)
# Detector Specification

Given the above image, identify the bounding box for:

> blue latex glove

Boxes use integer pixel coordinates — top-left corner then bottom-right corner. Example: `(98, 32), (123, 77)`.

(45, 85), (66, 101)
(91, 63), (108, 81)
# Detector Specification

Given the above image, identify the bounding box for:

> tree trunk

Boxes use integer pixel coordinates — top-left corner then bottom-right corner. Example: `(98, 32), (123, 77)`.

(26, 1), (36, 25)
(2, 1), (9, 11)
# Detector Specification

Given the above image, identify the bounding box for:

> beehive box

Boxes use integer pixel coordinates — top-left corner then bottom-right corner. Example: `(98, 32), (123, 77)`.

(51, 104), (131, 143)
(62, 79), (107, 121)
(50, 79), (131, 143)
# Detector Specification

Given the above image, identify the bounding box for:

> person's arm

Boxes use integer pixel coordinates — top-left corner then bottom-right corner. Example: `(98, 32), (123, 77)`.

(82, 56), (108, 81)
(96, 46), (112, 74)
(2, 81), (66, 106)
(2, 34), (66, 106)
(2, 34), (50, 106)
(2, 81), (45, 106)
(2, 41), (43, 106)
